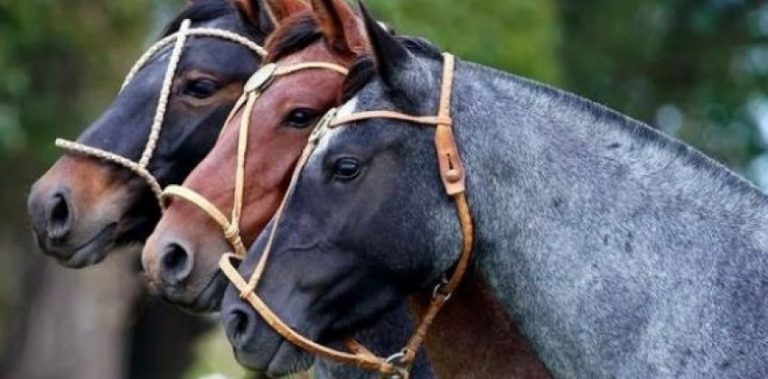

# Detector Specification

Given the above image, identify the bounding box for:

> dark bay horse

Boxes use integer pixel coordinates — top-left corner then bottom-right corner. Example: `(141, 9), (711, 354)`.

(220, 4), (768, 378)
(26, 0), (297, 268)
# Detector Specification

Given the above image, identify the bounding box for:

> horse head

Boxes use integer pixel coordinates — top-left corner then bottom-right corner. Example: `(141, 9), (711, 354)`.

(26, 0), (296, 268)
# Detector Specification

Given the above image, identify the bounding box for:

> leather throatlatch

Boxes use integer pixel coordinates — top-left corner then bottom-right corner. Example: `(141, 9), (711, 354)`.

(219, 53), (475, 378)
(162, 61), (349, 257)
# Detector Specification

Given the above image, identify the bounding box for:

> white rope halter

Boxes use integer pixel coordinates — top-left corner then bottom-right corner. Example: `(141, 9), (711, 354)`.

(55, 19), (267, 207)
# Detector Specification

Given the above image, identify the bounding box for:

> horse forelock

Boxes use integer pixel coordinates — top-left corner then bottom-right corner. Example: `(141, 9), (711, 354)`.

(339, 36), (442, 104)
(162, 0), (239, 37)
(263, 11), (322, 63)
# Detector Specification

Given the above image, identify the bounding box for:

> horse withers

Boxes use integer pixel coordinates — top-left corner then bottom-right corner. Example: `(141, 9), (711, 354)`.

(221, 3), (768, 378)
(26, 0), (286, 268)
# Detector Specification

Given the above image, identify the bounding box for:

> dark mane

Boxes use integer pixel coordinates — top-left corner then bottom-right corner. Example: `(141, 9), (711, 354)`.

(340, 36), (442, 102)
(162, 0), (239, 37)
(264, 11), (323, 63)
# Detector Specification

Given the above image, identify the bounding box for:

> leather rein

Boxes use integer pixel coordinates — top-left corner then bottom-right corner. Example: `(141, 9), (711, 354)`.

(218, 53), (475, 378)
(54, 19), (267, 207)
(162, 61), (349, 257)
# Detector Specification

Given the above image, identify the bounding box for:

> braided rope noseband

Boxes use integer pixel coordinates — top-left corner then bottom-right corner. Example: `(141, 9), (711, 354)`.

(55, 19), (267, 207)
(219, 53), (475, 378)
(161, 62), (349, 257)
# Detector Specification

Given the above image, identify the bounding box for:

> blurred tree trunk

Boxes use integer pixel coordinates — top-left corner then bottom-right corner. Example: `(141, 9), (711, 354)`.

(0, 151), (143, 379)
(5, 248), (142, 379)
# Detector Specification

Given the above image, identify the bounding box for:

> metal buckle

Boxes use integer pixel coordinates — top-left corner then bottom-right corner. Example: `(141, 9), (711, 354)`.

(244, 63), (278, 93)
(382, 352), (409, 379)
(432, 276), (452, 301)
(310, 108), (337, 144)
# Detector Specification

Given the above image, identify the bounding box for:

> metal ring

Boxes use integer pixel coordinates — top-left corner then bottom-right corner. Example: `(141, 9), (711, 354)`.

(385, 352), (406, 365)
(381, 371), (406, 379)
(381, 352), (409, 379)
(431, 276), (452, 301)
(310, 108), (337, 144)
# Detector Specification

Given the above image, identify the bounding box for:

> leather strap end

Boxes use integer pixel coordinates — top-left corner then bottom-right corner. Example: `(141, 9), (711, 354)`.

(435, 124), (466, 195)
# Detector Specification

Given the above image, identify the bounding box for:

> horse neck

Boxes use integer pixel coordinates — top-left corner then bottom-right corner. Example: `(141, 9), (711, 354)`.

(450, 61), (768, 376)
(318, 277), (553, 379)
(411, 272), (551, 379)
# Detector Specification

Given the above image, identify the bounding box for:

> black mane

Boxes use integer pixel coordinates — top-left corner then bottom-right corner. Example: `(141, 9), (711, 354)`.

(264, 12), (322, 63)
(340, 36), (442, 102)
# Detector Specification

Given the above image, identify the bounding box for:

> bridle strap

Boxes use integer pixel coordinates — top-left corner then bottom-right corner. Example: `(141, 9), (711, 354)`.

(162, 62), (348, 258)
(55, 19), (266, 207)
(219, 53), (473, 377)
(162, 87), (260, 257)
(122, 28), (267, 90)
(162, 185), (247, 256)
(276, 62), (350, 77)
(332, 112), (452, 128)
(219, 252), (399, 373)
(54, 138), (165, 202)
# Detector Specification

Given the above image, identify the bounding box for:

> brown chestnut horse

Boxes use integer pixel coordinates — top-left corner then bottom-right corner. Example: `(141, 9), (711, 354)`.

(26, 0), (308, 269)
(144, 1), (550, 378)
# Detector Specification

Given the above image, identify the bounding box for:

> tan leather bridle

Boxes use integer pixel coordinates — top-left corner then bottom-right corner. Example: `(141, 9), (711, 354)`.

(219, 53), (474, 378)
(162, 61), (349, 257)
(55, 19), (267, 207)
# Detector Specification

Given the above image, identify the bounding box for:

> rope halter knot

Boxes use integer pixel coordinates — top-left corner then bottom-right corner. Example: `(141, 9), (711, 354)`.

(218, 53), (475, 378)
(55, 19), (267, 208)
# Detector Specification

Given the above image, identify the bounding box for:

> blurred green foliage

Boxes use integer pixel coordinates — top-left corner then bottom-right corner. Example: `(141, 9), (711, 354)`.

(368, 0), (562, 84)
(0, 0), (151, 373)
(0, 0), (150, 163)
(560, 0), (768, 171)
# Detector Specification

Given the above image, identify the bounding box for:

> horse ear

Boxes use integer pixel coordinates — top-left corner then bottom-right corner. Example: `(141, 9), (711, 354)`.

(359, 2), (416, 92)
(311, 0), (366, 56)
(235, 0), (308, 34)
(263, 0), (310, 24)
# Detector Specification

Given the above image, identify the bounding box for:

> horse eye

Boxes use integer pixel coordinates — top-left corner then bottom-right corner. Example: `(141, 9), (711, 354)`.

(333, 158), (362, 181)
(284, 108), (319, 129)
(183, 78), (221, 99)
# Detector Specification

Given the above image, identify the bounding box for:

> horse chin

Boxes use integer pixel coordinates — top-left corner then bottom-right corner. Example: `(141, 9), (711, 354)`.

(57, 207), (155, 269)
(267, 339), (315, 378)
(57, 223), (118, 268)
(234, 337), (315, 378)
(164, 270), (226, 314)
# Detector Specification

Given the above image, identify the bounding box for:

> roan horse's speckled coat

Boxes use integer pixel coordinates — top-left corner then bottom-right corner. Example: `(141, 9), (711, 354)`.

(222, 4), (768, 378)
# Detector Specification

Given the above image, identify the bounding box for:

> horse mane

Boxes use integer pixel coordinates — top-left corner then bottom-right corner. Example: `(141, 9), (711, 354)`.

(162, 0), (252, 37)
(264, 11), (323, 63)
(467, 58), (768, 202)
(340, 36), (442, 102)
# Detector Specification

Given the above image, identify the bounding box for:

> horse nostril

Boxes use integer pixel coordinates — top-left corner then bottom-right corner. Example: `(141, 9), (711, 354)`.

(226, 307), (255, 349)
(46, 192), (73, 242)
(159, 242), (193, 285)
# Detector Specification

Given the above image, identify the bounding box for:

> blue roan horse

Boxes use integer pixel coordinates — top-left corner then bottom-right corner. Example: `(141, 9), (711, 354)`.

(220, 4), (768, 378)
